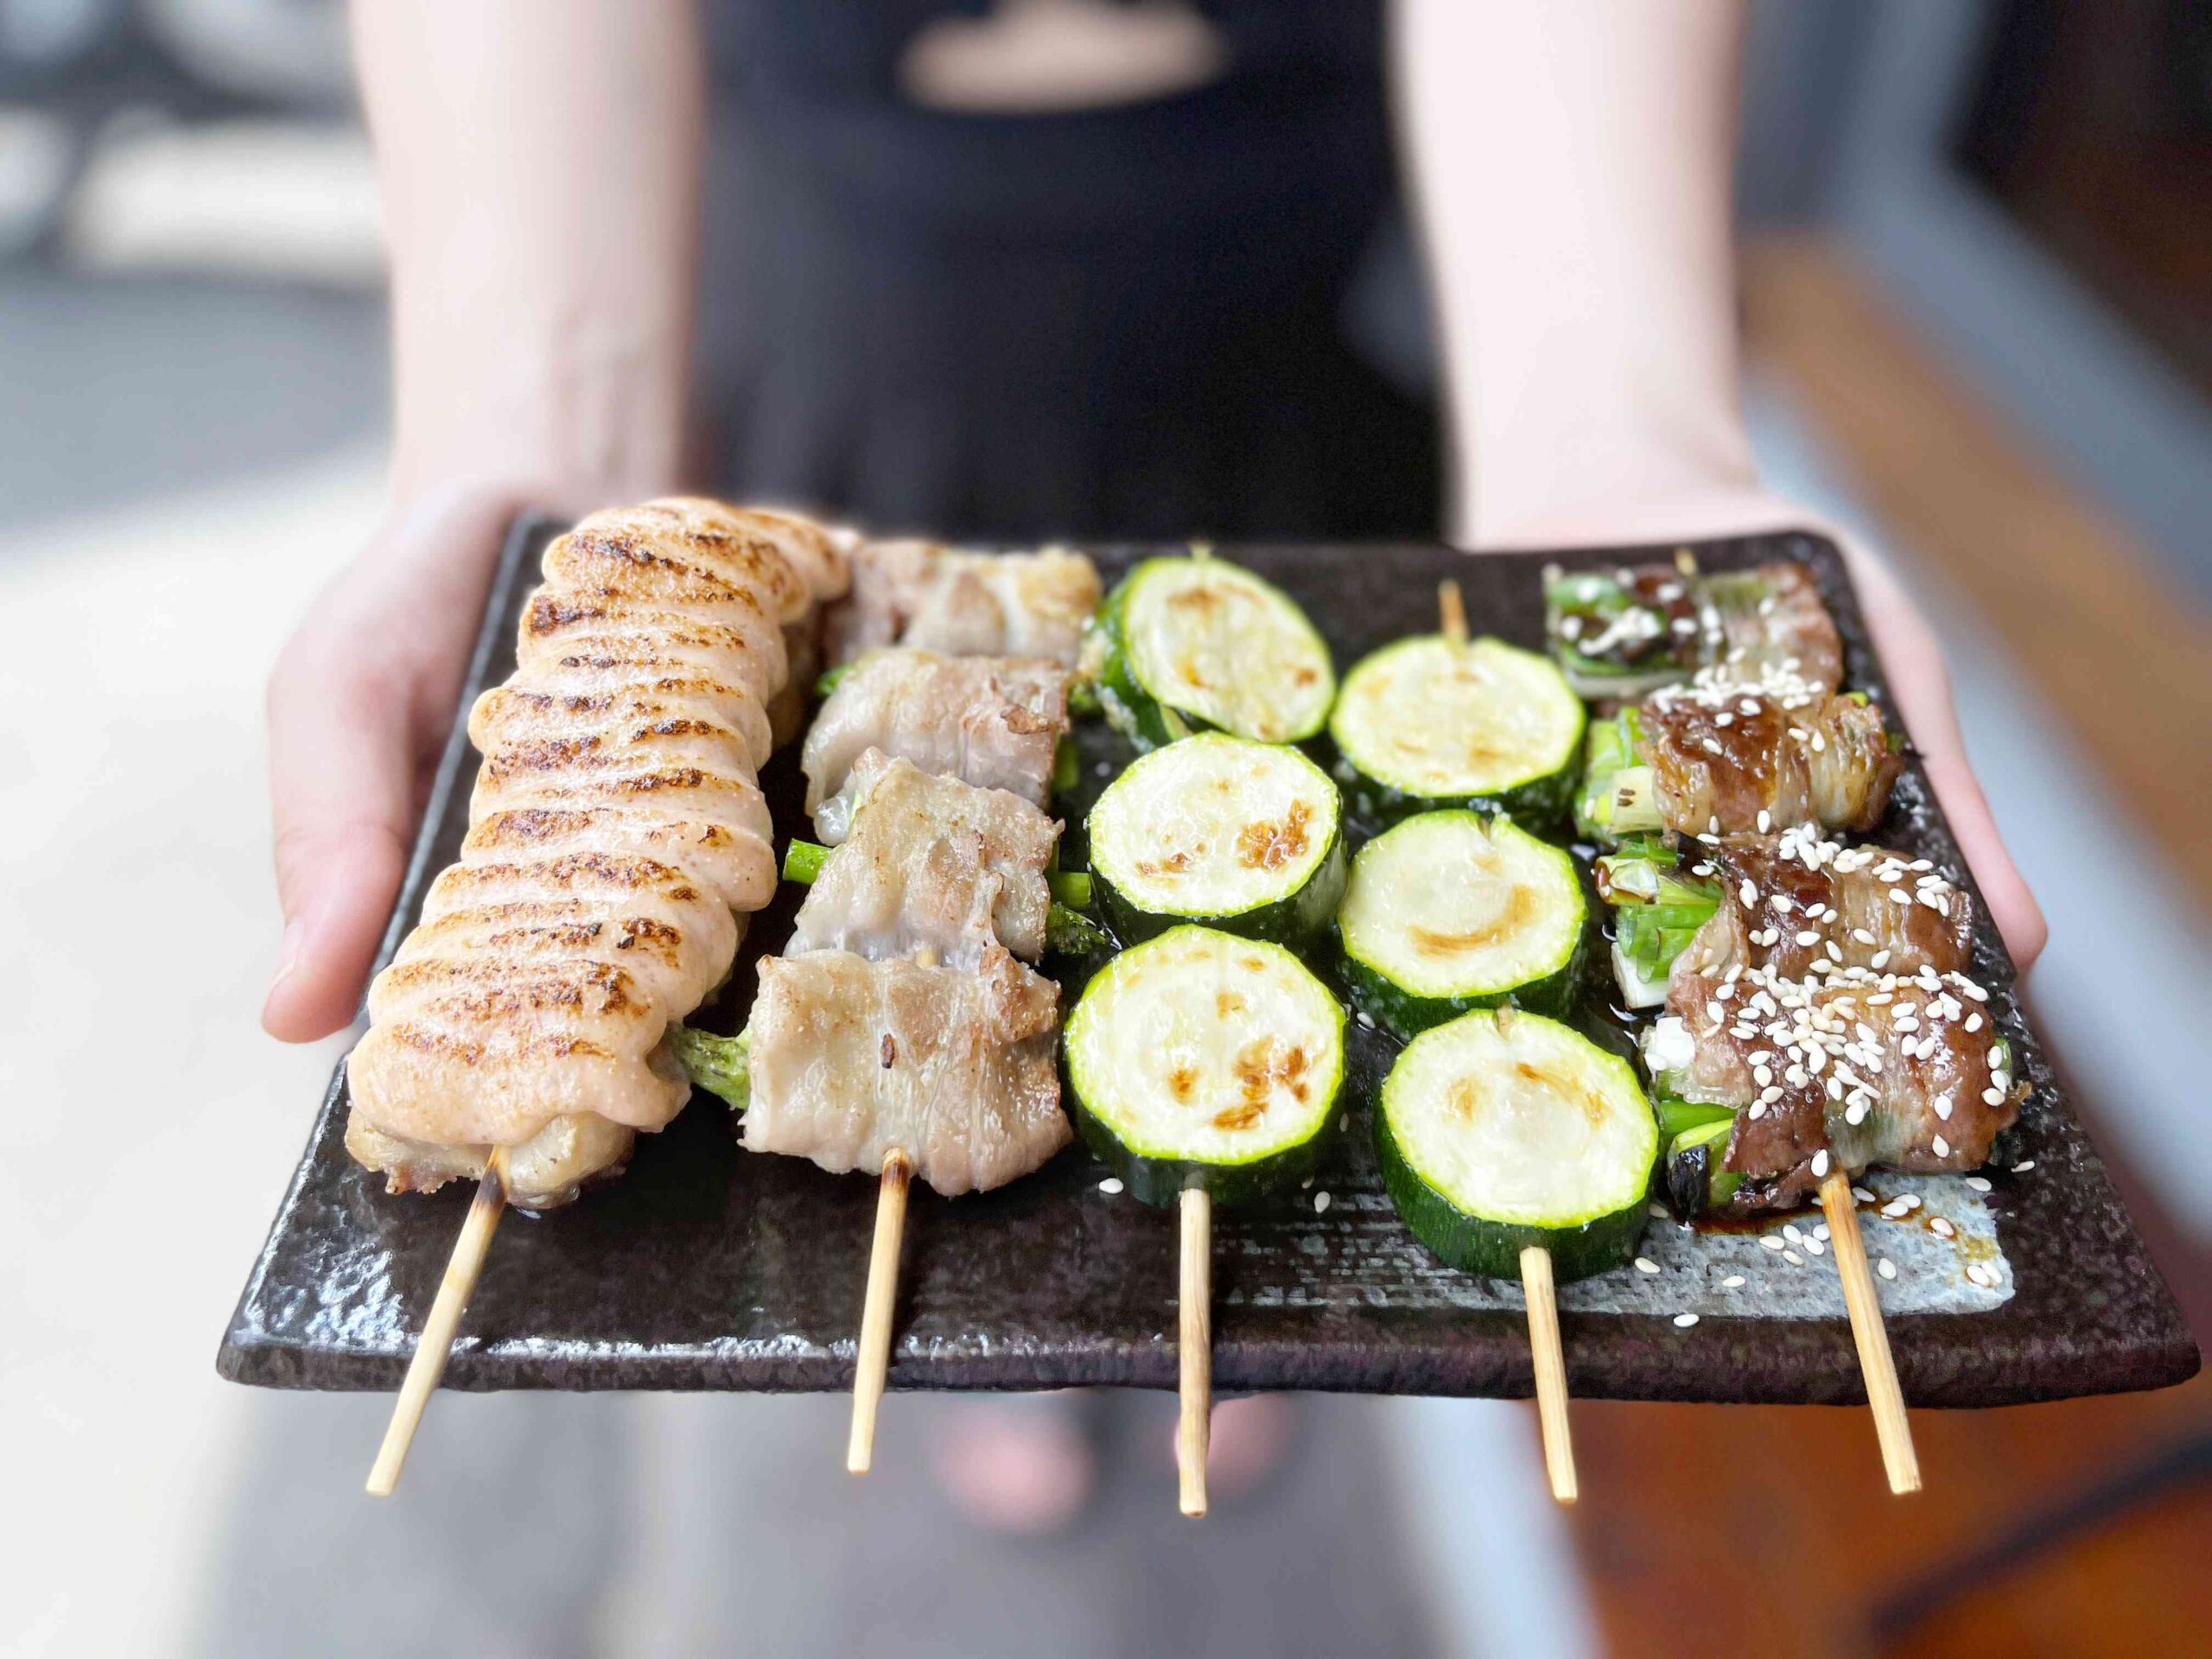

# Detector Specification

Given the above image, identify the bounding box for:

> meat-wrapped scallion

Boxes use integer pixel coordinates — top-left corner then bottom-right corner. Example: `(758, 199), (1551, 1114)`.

(1544, 558), (1843, 699)
(1598, 828), (1974, 1007)
(1577, 674), (1903, 845)
(1642, 963), (2022, 1215)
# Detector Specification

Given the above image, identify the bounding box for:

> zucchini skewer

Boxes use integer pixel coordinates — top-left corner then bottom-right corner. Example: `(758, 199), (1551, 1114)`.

(1376, 1003), (1658, 1503)
(1329, 581), (1586, 830)
(1087, 733), (1347, 950)
(1063, 925), (1347, 1514)
(1088, 548), (1337, 749)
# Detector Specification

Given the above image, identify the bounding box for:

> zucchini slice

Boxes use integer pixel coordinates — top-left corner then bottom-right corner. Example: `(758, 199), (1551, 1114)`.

(1092, 556), (1336, 748)
(1337, 811), (1586, 1039)
(1088, 734), (1347, 948)
(1329, 635), (1586, 827)
(1376, 1007), (1656, 1281)
(1063, 925), (1346, 1206)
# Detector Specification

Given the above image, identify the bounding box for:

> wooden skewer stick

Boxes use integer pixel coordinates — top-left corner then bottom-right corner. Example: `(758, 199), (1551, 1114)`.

(1821, 1170), (1921, 1494)
(847, 1146), (913, 1475)
(1178, 1184), (1212, 1517)
(366, 1146), (511, 1497)
(1519, 1245), (1578, 1504)
(1439, 577), (1468, 645)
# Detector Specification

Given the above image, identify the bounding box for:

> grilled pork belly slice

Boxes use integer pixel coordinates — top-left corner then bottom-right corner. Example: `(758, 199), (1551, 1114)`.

(827, 540), (1100, 668)
(1677, 831), (1973, 984)
(1649, 963), (2020, 1211)
(1707, 563), (1843, 693)
(793, 750), (1058, 966)
(344, 1110), (635, 1210)
(744, 944), (1068, 1195)
(1639, 676), (1900, 836)
(802, 648), (1070, 821)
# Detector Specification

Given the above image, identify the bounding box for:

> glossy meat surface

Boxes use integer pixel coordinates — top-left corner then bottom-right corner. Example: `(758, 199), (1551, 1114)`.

(1677, 830), (1974, 985)
(1638, 675), (1900, 836)
(1659, 963), (2019, 1211)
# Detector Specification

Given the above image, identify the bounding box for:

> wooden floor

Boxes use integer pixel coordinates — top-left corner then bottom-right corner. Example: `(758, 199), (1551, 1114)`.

(1557, 234), (2209, 1659)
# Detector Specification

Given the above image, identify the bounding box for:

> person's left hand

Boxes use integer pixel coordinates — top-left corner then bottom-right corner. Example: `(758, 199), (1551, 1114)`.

(1475, 485), (2048, 974)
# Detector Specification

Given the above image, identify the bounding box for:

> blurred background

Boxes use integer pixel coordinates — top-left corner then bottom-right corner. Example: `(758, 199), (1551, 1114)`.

(1, 1), (2206, 1655)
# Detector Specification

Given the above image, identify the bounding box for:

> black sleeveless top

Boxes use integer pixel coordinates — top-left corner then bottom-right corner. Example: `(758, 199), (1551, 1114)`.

(702, 1), (1439, 542)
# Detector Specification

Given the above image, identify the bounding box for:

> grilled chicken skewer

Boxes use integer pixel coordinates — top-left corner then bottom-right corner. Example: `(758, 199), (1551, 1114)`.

(352, 498), (845, 1493)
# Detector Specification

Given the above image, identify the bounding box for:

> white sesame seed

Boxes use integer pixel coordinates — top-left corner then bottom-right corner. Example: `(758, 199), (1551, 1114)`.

(1934, 1094), (1953, 1121)
(1759, 1234), (1786, 1252)
(1783, 1249), (1804, 1266)
(1932, 1135), (1949, 1158)
(1098, 1178), (1125, 1195)
(1649, 1202), (1671, 1219)
(1966, 1175), (1993, 1192)
(1803, 1236), (1825, 1256)
(1313, 1192), (1332, 1213)
(1966, 1263), (1999, 1289)
(2012, 1160), (2035, 1174)
(1877, 1258), (1897, 1281)
(1783, 1224), (1805, 1244)
(1812, 1150), (1831, 1179)
(1982, 1087), (2005, 1106)
(1757, 810), (1770, 832)
(1722, 1274), (1746, 1288)
(1852, 1185), (1876, 1204)
(1635, 1256), (1661, 1274)
(1674, 1313), (1700, 1328)
(1815, 1224), (1830, 1241)
(1930, 1217), (1956, 1239)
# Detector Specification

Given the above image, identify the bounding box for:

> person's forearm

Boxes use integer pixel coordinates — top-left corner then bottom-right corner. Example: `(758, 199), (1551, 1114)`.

(1393, 0), (1753, 546)
(355, 0), (704, 506)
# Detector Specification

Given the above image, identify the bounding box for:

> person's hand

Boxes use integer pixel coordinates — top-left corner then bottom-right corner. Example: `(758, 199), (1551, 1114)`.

(261, 484), (526, 1041)
(1476, 484), (2049, 974)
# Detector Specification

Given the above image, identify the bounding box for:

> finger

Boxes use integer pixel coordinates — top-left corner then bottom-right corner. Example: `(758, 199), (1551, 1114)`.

(262, 642), (419, 1042)
(1846, 549), (2049, 972)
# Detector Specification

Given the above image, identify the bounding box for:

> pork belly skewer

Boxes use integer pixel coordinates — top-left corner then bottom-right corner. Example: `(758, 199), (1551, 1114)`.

(356, 498), (845, 1496)
(677, 742), (1082, 1471)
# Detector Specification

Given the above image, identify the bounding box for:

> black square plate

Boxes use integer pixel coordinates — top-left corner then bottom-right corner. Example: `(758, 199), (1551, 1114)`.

(219, 519), (2197, 1404)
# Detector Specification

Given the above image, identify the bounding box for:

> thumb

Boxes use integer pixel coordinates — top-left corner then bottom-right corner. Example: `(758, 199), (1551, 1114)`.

(262, 650), (420, 1042)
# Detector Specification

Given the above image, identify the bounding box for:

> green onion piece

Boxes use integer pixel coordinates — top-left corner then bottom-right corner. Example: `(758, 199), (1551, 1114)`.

(1047, 904), (1114, 957)
(1653, 1092), (1737, 1142)
(1068, 677), (1103, 717)
(815, 663), (852, 699)
(1053, 735), (1080, 798)
(1050, 869), (1093, 910)
(782, 839), (830, 885)
(669, 1023), (751, 1112)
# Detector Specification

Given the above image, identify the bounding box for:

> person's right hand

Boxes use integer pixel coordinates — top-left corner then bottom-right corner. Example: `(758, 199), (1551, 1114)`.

(260, 484), (524, 1041)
